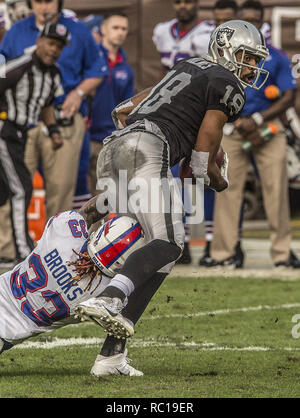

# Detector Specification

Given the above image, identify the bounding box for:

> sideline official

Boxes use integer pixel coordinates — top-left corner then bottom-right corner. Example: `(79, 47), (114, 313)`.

(0, 23), (67, 265)
(0, 0), (107, 218)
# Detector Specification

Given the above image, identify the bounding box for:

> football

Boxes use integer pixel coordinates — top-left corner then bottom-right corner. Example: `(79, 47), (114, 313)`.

(179, 156), (194, 183)
(216, 145), (225, 168)
(179, 146), (225, 183)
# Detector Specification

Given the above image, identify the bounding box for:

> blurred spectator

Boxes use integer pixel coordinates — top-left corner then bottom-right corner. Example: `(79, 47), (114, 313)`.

(5, 0), (31, 25)
(241, 0), (300, 189)
(82, 14), (103, 43)
(0, 11), (6, 43)
(0, 0), (107, 214)
(0, 22), (67, 269)
(213, 0), (238, 26)
(0, 1), (31, 266)
(61, 9), (77, 21)
(153, 0), (213, 78)
(87, 12), (134, 197)
(71, 14), (105, 210)
(0, 0), (107, 264)
(210, 0), (300, 268)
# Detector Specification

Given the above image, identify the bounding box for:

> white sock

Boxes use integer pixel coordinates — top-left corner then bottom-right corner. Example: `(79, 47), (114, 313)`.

(109, 274), (135, 298)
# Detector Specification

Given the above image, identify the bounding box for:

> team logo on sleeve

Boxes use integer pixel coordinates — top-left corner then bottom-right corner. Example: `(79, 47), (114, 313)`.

(216, 28), (235, 47)
(57, 24), (67, 36)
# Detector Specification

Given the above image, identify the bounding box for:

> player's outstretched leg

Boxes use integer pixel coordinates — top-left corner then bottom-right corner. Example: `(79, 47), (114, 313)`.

(75, 240), (180, 338)
(88, 272), (168, 376)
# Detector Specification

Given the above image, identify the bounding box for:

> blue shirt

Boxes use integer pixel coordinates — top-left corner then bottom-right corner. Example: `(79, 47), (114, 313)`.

(89, 44), (134, 142)
(242, 44), (297, 116)
(0, 14), (108, 114)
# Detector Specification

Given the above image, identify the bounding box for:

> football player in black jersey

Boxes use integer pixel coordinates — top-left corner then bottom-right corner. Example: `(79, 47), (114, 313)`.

(75, 21), (269, 376)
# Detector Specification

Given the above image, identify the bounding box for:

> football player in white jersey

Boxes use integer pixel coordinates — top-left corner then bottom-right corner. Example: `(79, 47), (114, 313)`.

(153, 0), (214, 76)
(0, 199), (145, 376)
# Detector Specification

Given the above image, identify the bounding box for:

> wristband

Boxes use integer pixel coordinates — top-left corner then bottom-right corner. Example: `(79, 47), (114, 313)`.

(76, 88), (85, 98)
(47, 124), (61, 137)
(220, 151), (229, 185)
(251, 112), (264, 126)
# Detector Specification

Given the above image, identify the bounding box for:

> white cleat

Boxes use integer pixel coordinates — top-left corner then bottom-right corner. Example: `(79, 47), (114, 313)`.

(74, 297), (134, 339)
(91, 349), (144, 377)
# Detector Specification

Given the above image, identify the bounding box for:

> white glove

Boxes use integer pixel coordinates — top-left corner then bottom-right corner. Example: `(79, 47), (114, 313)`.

(220, 151), (229, 186)
(111, 99), (134, 130)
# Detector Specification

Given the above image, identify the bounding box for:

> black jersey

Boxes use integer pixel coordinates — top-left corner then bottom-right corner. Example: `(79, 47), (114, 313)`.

(126, 57), (245, 166)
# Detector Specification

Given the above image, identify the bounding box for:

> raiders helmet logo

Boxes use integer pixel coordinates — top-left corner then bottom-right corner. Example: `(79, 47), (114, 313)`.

(216, 28), (235, 47)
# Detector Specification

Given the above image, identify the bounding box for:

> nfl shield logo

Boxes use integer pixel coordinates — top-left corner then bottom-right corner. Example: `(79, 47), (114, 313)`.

(57, 24), (67, 36)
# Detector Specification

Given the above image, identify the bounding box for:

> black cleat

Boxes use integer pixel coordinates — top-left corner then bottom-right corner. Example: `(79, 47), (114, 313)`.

(234, 242), (244, 269)
(176, 242), (192, 265)
(199, 242), (218, 267)
(275, 250), (300, 269)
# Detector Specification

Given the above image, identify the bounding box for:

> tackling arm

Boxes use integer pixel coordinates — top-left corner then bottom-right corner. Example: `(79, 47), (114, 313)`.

(191, 109), (229, 192)
(112, 87), (153, 129)
(78, 195), (108, 230)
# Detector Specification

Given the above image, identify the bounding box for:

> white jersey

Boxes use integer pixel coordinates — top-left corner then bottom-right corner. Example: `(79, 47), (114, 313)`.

(260, 22), (271, 43)
(152, 18), (214, 70)
(0, 211), (110, 343)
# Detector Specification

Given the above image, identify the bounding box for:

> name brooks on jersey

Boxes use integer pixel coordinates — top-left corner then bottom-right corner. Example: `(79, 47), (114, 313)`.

(43, 247), (84, 302)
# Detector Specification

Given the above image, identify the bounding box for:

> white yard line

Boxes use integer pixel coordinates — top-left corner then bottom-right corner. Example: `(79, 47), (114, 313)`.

(169, 266), (300, 279)
(8, 303), (300, 352)
(11, 337), (300, 352)
(142, 302), (300, 320)
(64, 302), (300, 326)
(64, 302), (300, 325)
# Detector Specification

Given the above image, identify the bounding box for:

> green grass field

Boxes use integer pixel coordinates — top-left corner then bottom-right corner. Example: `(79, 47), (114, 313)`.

(1, 273), (300, 398)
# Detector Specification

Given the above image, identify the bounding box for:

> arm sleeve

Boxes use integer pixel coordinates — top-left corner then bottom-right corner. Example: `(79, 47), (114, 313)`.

(273, 51), (297, 92)
(152, 23), (163, 51)
(44, 72), (64, 107)
(0, 59), (26, 95)
(206, 77), (245, 123)
(45, 211), (87, 240)
(0, 29), (15, 60)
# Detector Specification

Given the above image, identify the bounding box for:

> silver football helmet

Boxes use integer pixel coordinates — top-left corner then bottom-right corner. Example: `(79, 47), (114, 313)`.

(207, 20), (269, 90)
